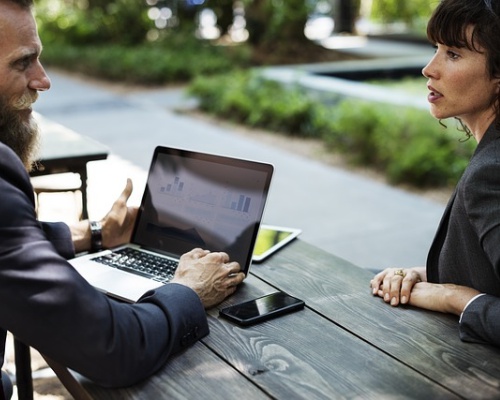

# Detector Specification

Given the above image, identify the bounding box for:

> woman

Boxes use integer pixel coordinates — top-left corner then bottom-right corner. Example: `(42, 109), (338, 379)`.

(370, 0), (500, 347)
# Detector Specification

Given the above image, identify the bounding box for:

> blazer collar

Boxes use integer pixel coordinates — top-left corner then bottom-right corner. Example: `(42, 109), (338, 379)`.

(473, 122), (500, 159)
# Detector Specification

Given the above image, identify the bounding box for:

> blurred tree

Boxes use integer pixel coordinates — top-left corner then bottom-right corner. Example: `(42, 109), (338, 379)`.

(177, 0), (203, 29)
(243, 0), (267, 45)
(241, 0), (361, 64)
(37, 0), (359, 67)
(334, 0), (361, 33)
(211, 0), (235, 37)
(243, 0), (318, 45)
(37, 0), (151, 45)
(370, 0), (433, 26)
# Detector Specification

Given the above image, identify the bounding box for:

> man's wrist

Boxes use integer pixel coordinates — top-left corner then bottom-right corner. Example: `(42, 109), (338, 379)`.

(89, 220), (103, 252)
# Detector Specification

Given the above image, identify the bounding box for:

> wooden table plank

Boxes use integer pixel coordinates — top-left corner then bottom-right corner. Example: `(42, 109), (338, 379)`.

(31, 114), (109, 219)
(203, 275), (458, 400)
(33, 114), (109, 171)
(77, 274), (458, 399)
(252, 240), (500, 400)
(61, 240), (499, 399)
(78, 341), (269, 399)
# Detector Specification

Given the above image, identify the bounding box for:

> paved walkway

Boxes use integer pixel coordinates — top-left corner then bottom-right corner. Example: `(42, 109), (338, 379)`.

(34, 64), (447, 271)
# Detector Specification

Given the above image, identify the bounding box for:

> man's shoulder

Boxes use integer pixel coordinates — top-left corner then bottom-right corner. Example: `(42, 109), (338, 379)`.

(0, 141), (25, 170)
(0, 140), (34, 200)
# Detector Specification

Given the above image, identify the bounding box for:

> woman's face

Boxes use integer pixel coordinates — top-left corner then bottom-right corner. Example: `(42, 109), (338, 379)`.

(422, 25), (500, 139)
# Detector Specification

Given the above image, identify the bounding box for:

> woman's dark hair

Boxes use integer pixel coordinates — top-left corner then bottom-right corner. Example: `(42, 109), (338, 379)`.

(427, 0), (500, 131)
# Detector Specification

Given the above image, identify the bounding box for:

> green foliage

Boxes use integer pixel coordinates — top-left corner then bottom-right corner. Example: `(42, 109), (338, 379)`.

(370, 0), (434, 23)
(36, 0), (319, 49)
(40, 36), (251, 84)
(263, 0), (317, 41)
(243, 0), (319, 45)
(36, 0), (152, 45)
(188, 71), (324, 137)
(189, 72), (475, 188)
(34, 0), (472, 189)
(36, 0), (251, 84)
(325, 99), (474, 186)
(370, 0), (434, 31)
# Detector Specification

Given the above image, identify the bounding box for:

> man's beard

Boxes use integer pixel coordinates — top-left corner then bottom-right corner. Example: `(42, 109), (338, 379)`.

(0, 92), (40, 171)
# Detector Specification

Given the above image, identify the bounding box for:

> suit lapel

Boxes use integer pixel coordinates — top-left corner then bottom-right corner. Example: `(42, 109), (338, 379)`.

(426, 188), (457, 283)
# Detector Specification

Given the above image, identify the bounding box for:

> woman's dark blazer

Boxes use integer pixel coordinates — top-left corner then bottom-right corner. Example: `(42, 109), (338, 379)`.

(0, 142), (208, 387)
(427, 122), (500, 345)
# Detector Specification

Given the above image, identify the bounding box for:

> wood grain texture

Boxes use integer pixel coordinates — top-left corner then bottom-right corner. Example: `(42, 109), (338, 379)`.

(251, 240), (500, 400)
(79, 341), (268, 399)
(204, 275), (458, 399)
(70, 240), (499, 399)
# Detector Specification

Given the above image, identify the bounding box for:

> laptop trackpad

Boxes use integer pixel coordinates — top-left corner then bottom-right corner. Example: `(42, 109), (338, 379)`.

(74, 262), (164, 303)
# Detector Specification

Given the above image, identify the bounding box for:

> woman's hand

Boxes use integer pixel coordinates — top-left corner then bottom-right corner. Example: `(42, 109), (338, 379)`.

(370, 266), (426, 306)
(371, 268), (480, 316)
(408, 282), (480, 315)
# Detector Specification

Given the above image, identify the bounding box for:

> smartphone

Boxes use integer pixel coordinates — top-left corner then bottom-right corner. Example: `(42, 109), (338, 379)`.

(219, 291), (305, 326)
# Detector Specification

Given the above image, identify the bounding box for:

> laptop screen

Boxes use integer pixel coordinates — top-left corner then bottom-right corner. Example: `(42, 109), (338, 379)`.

(132, 146), (274, 273)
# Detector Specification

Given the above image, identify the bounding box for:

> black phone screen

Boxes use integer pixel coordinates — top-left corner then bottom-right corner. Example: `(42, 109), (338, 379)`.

(219, 292), (305, 326)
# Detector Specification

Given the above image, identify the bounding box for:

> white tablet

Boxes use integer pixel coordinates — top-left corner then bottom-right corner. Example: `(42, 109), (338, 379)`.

(252, 225), (302, 263)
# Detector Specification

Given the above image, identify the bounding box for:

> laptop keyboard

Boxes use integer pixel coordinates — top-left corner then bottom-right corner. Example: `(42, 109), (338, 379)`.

(94, 248), (178, 283)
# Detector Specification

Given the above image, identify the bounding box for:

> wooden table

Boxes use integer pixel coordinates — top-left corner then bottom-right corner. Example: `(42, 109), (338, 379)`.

(56, 239), (500, 400)
(30, 114), (109, 220)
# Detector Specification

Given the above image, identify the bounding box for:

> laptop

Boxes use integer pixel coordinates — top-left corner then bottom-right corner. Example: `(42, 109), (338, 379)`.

(70, 146), (274, 302)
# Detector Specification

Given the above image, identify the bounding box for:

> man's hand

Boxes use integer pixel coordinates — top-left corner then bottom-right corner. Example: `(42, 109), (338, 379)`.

(69, 179), (137, 253)
(171, 248), (245, 309)
(101, 178), (138, 249)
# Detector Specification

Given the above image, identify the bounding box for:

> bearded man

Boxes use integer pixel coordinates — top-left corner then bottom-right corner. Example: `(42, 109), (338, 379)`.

(0, 1), (244, 398)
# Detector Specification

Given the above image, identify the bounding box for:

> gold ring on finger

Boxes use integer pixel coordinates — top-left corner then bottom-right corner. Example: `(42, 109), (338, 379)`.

(394, 269), (405, 277)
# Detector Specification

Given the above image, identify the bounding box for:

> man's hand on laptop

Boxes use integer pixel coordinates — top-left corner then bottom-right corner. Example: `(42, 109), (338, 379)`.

(172, 248), (245, 309)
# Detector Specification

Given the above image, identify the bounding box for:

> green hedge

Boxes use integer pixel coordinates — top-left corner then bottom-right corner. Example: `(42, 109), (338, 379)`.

(188, 71), (324, 137)
(40, 41), (251, 85)
(325, 99), (474, 186)
(188, 71), (475, 188)
(36, 0), (152, 46)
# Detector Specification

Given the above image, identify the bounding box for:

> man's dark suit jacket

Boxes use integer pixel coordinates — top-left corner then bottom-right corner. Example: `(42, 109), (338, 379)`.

(427, 122), (500, 346)
(0, 142), (209, 387)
